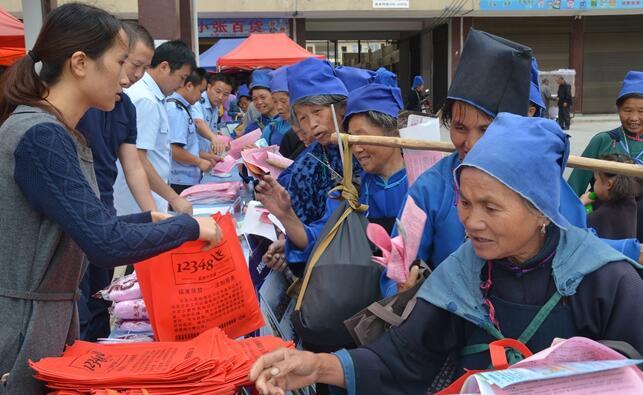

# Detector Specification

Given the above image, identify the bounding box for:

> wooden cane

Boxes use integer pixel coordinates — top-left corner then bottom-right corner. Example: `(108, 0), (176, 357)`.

(330, 134), (643, 178)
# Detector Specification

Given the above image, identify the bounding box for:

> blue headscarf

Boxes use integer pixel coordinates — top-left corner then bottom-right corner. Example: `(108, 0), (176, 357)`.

(412, 75), (424, 90)
(617, 70), (643, 101)
(287, 58), (348, 104)
(455, 113), (571, 229)
(250, 68), (272, 92)
(269, 66), (289, 94)
(343, 69), (403, 130)
(335, 66), (376, 92)
(236, 84), (250, 99)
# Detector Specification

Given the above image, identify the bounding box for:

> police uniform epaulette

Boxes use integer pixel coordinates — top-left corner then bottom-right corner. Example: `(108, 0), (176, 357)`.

(167, 98), (193, 125)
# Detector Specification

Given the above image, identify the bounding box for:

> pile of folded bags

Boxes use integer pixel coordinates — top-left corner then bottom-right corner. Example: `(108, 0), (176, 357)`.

(30, 326), (293, 394)
(95, 273), (154, 343)
(180, 182), (243, 205)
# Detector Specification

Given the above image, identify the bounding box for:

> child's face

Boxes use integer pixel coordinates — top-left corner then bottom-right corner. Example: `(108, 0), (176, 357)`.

(593, 172), (611, 201)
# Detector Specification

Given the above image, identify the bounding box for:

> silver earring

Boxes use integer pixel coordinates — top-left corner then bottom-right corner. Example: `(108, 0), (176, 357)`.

(541, 223), (547, 235)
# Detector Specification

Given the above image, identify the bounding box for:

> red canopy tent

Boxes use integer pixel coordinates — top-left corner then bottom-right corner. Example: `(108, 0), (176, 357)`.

(0, 7), (25, 66)
(217, 33), (323, 71)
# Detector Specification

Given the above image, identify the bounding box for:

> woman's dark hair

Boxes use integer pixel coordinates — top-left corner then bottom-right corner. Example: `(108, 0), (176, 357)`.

(597, 153), (640, 201)
(150, 40), (196, 72)
(0, 3), (124, 139)
(616, 93), (643, 108)
(439, 98), (493, 129)
(185, 67), (207, 86)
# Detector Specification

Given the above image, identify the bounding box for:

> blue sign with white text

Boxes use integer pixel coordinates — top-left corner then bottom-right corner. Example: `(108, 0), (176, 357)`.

(480, 0), (642, 10)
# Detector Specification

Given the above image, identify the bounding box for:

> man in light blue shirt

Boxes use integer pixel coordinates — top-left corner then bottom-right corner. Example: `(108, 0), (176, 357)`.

(167, 68), (213, 195)
(192, 73), (233, 158)
(113, 40), (195, 214)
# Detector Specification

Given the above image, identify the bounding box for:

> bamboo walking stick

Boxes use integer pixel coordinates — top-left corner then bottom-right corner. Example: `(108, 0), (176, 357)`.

(330, 134), (643, 178)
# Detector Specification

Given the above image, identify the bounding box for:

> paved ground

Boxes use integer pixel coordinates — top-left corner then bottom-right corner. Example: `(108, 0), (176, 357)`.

(438, 113), (621, 180)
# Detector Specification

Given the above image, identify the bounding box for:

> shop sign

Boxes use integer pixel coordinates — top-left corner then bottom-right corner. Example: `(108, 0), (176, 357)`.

(481, 0), (642, 10)
(199, 18), (289, 38)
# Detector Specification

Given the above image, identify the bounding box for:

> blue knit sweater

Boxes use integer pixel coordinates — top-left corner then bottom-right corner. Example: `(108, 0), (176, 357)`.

(13, 122), (199, 267)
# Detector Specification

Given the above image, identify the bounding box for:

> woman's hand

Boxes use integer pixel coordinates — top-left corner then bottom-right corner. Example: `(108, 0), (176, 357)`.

(580, 191), (595, 206)
(194, 216), (223, 250)
(250, 348), (325, 395)
(397, 265), (421, 293)
(263, 239), (287, 272)
(255, 175), (293, 219)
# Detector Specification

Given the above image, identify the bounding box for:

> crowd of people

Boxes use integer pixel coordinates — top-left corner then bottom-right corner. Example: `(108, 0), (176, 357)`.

(0, 3), (641, 394)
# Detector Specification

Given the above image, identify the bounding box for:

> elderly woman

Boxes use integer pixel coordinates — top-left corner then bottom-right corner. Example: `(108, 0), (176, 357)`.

(249, 113), (643, 395)
(259, 58), (373, 278)
(567, 71), (643, 240)
(257, 72), (408, 295)
(260, 66), (292, 146)
(395, 29), (639, 275)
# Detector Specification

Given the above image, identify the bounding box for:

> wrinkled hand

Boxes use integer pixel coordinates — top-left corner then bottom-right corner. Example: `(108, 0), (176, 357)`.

(263, 239), (287, 272)
(397, 265), (421, 293)
(250, 348), (321, 395)
(170, 195), (193, 215)
(255, 175), (293, 219)
(195, 216), (223, 251)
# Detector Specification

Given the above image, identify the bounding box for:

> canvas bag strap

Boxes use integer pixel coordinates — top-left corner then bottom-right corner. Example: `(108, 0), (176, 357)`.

(295, 134), (363, 311)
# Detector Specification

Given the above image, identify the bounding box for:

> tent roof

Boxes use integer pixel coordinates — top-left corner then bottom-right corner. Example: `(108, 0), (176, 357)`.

(0, 7), (24, 66)
(199, 38), (245, 71)
(217, 33), (323, 70)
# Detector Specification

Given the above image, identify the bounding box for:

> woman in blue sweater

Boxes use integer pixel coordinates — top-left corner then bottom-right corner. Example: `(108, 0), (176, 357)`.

(0, 4), (220, 392)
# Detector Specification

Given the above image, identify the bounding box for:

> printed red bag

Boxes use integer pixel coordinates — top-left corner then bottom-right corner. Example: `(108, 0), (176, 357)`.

(135, 213), (264, 341)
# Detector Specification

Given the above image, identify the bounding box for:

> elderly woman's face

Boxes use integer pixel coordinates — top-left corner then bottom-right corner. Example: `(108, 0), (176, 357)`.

(457, 168), (549, 263)
(294, 103), (342, 146)
(348, 114), (400, 176)
(449, 101), (493, 160)
(618, 97), (643, 136)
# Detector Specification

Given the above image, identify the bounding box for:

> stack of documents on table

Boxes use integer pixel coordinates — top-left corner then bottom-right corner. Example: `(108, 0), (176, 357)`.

(461, 337), (643, 394)
(180, 182), (242, 205)
(31, 327), (293, 395)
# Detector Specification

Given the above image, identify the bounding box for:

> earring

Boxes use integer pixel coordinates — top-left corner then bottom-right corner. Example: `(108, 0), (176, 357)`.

(540, 223), (547, 235)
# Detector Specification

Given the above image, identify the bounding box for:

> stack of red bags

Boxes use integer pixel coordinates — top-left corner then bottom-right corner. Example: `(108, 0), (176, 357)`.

(30, 327), (292, 395)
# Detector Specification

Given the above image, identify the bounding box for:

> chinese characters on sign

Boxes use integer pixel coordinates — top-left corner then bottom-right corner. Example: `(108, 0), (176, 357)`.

(199, 18), (290, 38)
(480, 0), (642, 10)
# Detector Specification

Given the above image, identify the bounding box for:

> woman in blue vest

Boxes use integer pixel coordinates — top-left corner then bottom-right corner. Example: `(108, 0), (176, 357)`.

(249, 113), (643, 395)
(257, 71), (408, 293)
